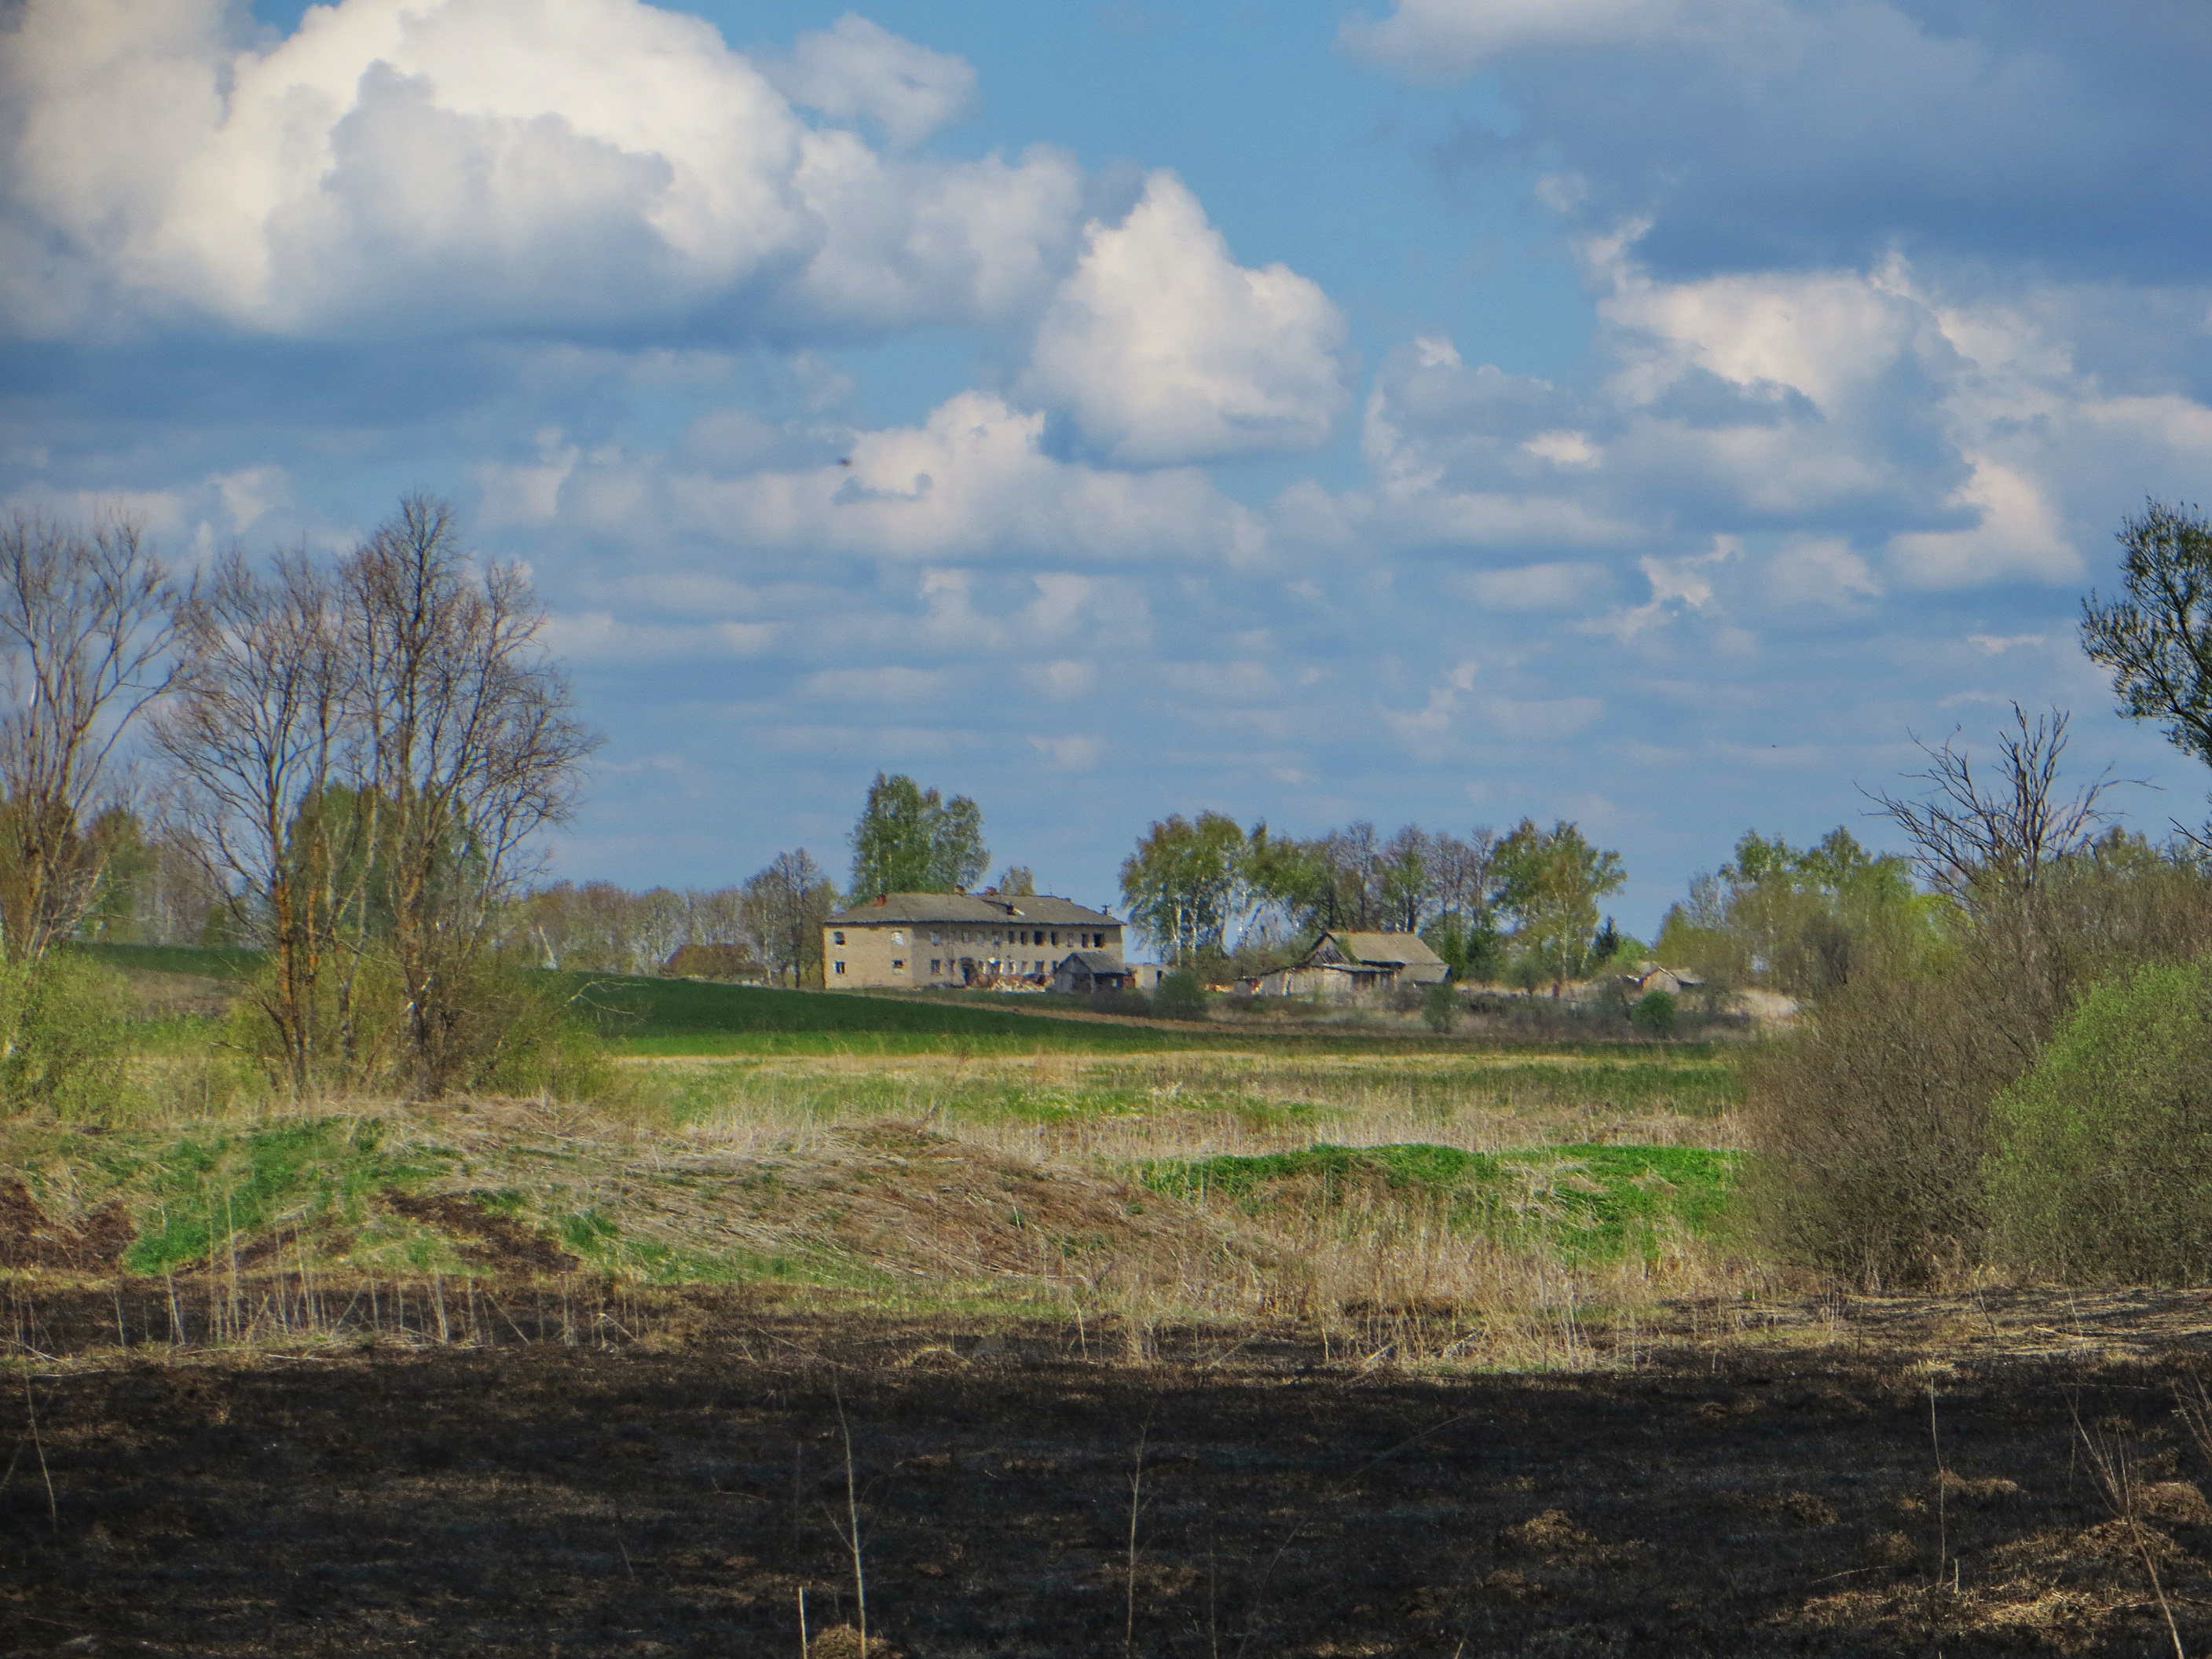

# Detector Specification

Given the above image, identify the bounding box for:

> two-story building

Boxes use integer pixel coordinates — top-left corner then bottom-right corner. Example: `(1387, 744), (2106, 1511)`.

(822, 891), (1125, 988)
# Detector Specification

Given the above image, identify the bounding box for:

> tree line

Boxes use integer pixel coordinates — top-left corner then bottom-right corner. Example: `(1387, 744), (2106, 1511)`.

(1116, 813), (1629, 992)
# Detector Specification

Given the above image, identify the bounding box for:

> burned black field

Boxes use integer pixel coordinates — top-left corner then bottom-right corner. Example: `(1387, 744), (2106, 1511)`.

(12, 1298), (2212, 1657)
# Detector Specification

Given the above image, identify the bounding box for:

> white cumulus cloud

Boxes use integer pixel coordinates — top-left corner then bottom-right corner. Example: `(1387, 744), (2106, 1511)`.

(0, 0), (1079, 338)
(767, 13), (975, 148)
(1021, 171), (1348, 465)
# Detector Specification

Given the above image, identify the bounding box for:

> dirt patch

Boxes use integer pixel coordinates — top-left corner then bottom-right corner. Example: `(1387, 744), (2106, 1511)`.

(383, 1191), (581, 1274)
(0, 1178), (133, 1271)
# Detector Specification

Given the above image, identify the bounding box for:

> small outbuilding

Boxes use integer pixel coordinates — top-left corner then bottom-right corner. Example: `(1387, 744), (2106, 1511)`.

(1622, 963), (1705, 998)
(1251, 929), (1451, 1000)
(1051, 950), (1133, 994)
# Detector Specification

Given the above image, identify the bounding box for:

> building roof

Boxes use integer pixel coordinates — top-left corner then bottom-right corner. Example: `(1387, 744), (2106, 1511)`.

(1053, 950), (1126, 973)
(826, 892), (1122, 928)
(1313, 930), (1448, 969)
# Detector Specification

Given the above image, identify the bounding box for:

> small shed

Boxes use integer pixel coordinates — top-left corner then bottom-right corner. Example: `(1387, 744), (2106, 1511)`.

(1623, 963), (1705, 998)
(1051, 950), (1133, 994)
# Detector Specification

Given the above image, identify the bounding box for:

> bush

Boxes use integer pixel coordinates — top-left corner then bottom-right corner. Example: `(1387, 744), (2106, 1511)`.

(1987, 958), (2212, 1283)
(229, 948), (610, 1101)
(1739, 838), (2212, 1289)
(1421, 980), (1459, 1034)
(1628, 990), (1677, 1035)
(0, 953), (134, 1120)
(1740, 955), (2012, 1287)
(1152, 969), (1207, 1021)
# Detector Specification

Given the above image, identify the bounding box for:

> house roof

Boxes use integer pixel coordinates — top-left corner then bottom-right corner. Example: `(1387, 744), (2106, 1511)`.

(826, 892), (1122, 927)
(1053, 950), (1126, 973)
(1313, 930), (1448, 969)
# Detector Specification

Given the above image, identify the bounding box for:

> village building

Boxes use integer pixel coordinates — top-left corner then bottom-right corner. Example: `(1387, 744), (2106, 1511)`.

(1048, 954), (1170, 995)
(1621, 962), (1705, 997)
(1247, 929), (1450, 1000)
(822, 891), (1124, 989)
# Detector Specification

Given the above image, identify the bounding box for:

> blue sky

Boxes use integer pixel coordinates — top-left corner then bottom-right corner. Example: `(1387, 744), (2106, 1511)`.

(6, 0), (2210, 936)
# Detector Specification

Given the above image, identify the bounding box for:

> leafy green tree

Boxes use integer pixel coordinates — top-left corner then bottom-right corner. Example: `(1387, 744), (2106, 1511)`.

(1421, 980), (1459, 1034)
(1152, 967), (1208, 1020)
(1628, 989), (1677, 1036)
(1657, 826), (1917, 996)
(1492, 819), (1626, 995)
(1119, 811), (1249, 963)
(848, 773), (987, 896)
(2082, 501), (2212, 797)
(78, 805), (151, 942)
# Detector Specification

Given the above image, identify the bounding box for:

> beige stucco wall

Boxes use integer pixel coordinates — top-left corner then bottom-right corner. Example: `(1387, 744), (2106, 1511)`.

(824, 918), (1123, 987)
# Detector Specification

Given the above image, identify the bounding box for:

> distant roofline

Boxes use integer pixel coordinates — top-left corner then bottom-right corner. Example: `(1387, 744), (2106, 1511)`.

(825, 890), (1123, 927)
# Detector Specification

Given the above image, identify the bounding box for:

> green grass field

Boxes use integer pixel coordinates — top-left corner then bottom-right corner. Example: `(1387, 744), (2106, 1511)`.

(1141, 1141), (1737, 1263)
(75, 941), (265, 979)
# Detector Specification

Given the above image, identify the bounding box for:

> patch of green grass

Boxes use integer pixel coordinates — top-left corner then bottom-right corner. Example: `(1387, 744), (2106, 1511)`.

(567, 972), (1183, 1051)
(1139, 1141), (1738, 1263)
(120, 1117), (442, 1273)
(74, 942), (265, 980)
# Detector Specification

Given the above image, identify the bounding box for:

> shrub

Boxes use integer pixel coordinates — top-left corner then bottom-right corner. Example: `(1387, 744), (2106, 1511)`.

(1739, 954), (2012, 1287)
(1987, 958), (2212, 1283)
(1739, 838), (2212, 1289)
(229, 948), (610, 1101)
(1421, 980), (1459, 1033)
(1628, 990), (1678, 1035)
(0, 952), (134, 1120)
(1151, 969), (1207, 1021)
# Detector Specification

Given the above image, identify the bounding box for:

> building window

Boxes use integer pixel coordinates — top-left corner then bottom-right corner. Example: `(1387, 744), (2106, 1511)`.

(929, 959), (940, 974)
(832, 931), (845, 946)
(892, 959), (906, 972)
(1050, 931), (1059, 945)
(930, 932), (942, 945)
(833, 961), (846, 975)
(892, 930), (905, 945)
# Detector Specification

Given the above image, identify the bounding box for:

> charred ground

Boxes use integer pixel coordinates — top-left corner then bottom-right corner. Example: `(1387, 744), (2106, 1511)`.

(9, 1294), (2212, 1657)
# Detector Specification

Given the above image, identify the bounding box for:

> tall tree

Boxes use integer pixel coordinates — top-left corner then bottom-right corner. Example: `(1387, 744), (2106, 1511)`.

(0, 511), (174, 962)
(1119, 811), (1249, 963)
(1492, 818), (1626, 995)
(154, 551), (356, 1093)
(743, 850), (837, 986)
(343, 496), (597, 1095)
(847, 773), (987, 895)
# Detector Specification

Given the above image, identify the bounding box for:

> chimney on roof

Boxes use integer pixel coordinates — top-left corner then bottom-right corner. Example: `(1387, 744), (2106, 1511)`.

(874, 892), (887, 906)
(954, 885), (967, 895)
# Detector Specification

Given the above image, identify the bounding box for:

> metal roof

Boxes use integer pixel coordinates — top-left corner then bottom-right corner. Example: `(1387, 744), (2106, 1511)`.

(826, 892), (1122, 927)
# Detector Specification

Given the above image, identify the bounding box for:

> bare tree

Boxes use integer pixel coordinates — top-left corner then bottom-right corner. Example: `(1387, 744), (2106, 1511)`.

(742, 850), (837, 987)
(155, 496), (595, 1097)
(1867, 705), (2125, 901)
(152, 552), (356, 1094)
(0, 511), (174, 961)
(342, 496), (597, 1096)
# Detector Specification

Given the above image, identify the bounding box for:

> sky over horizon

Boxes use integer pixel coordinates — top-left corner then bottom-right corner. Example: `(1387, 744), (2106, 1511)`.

(6, 0), (2211, 937)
